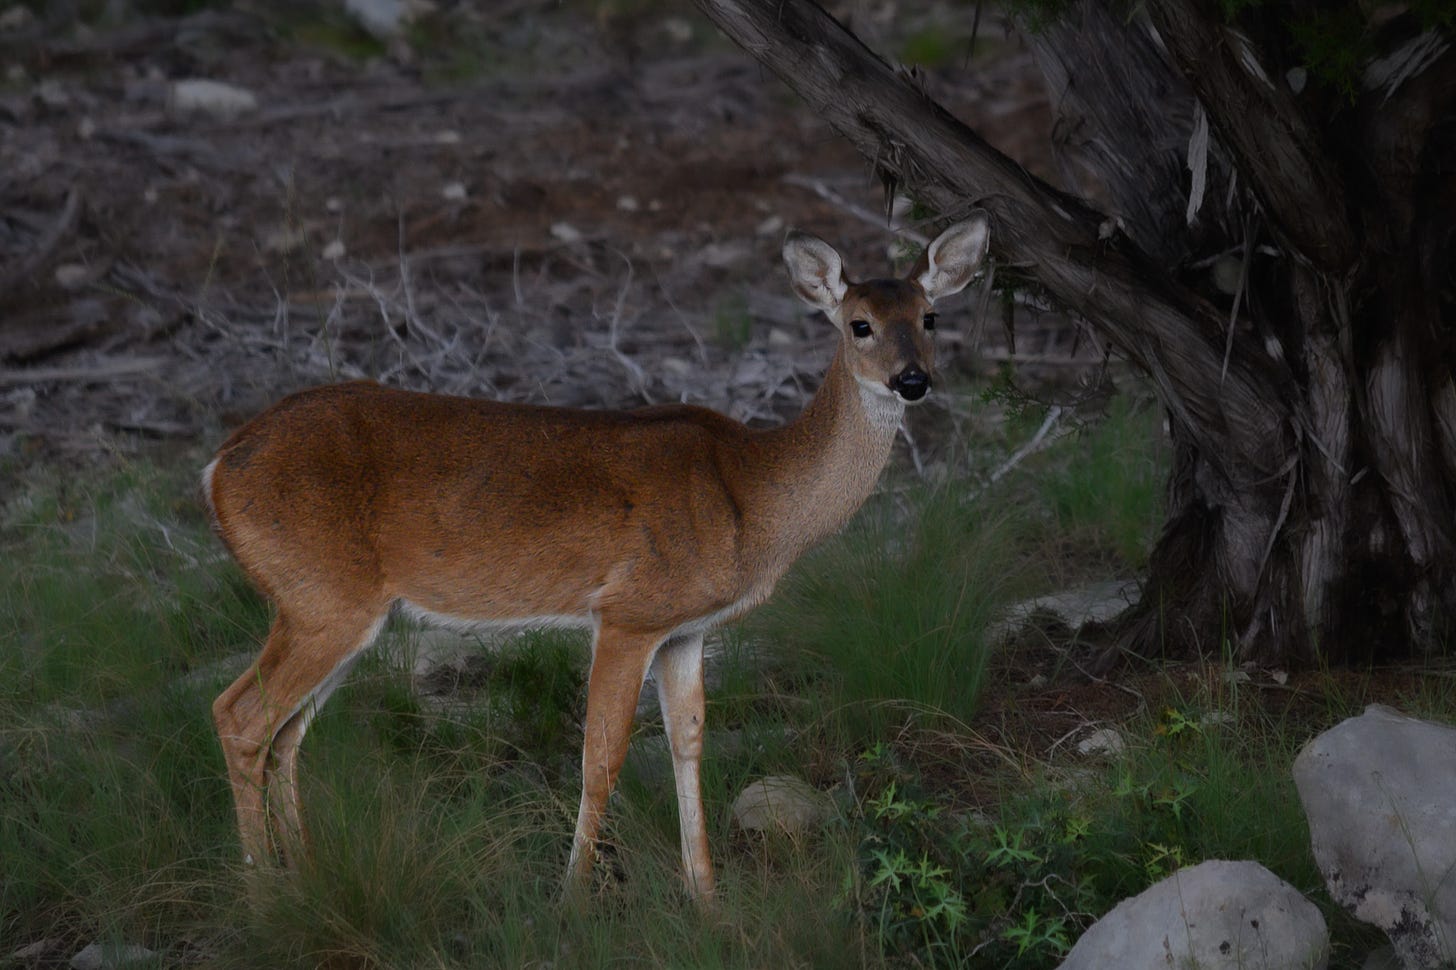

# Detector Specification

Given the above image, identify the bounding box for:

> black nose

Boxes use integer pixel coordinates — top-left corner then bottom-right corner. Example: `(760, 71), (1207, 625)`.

(890, 368), (930, 401)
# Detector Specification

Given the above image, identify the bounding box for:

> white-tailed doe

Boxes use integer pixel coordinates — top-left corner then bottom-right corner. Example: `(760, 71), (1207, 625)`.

(204, 214), (990, 902)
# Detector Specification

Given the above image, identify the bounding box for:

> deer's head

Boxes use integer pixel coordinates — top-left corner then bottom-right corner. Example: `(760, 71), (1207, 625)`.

(783, 214), (990, 405)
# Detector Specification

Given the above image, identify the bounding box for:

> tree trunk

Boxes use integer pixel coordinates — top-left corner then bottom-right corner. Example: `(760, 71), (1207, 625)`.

(693, 0), (1456, 667)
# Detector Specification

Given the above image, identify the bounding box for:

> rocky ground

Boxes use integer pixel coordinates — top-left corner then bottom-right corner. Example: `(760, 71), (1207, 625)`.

(0, 0), (1091, 481)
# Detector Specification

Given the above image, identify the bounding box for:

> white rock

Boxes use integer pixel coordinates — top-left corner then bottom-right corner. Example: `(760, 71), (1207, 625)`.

(1058, 860), (1328, 970)
(1075, 727), (1125, 758)
(731, 775), (833, 834)
(1294, 705), (1456, 969)
(325, 196), (343, 213)
(70, 942), (157, 970)
(550, 222), (583, 244)
(441, 181), (467, 201)
(992, 580), (1140, 642)
(616, 195), (640, 212)
(755, 215), (785, 237)
(344, 0), (411, 39)
(168, 79), (257, 119)
(321, 239), (346, 261)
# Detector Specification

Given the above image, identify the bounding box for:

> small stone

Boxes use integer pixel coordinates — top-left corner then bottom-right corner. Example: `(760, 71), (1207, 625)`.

(143, 187), (158, 205)
(616, 195), (640, 212)
(434, 129), (460, 144)
(77, 116), (96, 139)
(1287, 67), (1308, 94)
(70, 942), (157, 970)
(767, 328), (794, 348)
(5, 63), (26, 83)
(661, 357), (694, 378)
(325, 196), (343, 213)
(1076, 727), (1125, 757)
(647, 199), (662, 212)
(550, 222), (583, 244)
(35, 80), (70, 108)
(321, 239), (345, 261)
(53, 263), (90, 289)
(169, 79), (258, 119)
(661, 16), (693, 43)
(441, 181), (467, 201)
(755, 215), (785, 237)
(1270, 669), (1289, 685)
(731, 775), (833, 834)
(1027, 673), (1048, 689)
(10, 939), (61, 961)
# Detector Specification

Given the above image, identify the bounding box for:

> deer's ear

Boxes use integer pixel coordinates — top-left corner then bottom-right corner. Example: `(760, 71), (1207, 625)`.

(915, 213), (990, 303)
(783, 230), (849, 314)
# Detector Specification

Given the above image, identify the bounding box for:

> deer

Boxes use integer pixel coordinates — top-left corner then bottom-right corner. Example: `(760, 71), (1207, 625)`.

(203, 214), (990, 904)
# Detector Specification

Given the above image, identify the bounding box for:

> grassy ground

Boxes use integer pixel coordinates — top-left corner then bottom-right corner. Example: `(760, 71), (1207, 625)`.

(0, 401), (1447, 968)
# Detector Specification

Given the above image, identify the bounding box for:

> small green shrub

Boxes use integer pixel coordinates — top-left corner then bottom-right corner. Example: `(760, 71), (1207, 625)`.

(837, 672), (1331, 968)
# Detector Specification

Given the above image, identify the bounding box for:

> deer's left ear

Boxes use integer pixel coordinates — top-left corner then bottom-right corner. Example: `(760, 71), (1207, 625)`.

(915, 213), (990, 303)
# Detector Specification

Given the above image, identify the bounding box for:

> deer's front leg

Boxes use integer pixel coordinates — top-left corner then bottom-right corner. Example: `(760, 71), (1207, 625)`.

(652, 631), (715, 902)
(566, 624), (659, 895)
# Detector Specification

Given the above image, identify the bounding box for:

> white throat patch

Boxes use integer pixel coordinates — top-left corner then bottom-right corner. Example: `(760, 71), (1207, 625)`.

(856, 377), (908, 431)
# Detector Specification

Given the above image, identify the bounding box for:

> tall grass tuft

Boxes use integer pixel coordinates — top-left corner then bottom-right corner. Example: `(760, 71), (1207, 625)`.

(754, 480), (1032, 746)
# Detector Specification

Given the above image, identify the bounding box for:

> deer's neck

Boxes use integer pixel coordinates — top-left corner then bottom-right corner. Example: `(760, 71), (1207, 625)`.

(749, 345), (903, 565)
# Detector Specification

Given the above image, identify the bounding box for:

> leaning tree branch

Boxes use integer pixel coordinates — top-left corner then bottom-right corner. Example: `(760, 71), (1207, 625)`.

(1142, 0), (1357, 272)
(693, 0), (1298, 484)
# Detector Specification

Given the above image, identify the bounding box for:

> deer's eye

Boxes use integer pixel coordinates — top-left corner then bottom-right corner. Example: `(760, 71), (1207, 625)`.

(923, 313), (937, 331)
(850, 319), (872, 339)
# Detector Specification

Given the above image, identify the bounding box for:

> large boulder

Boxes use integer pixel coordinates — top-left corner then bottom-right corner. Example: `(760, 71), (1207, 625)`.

(1058, 860), (1328, 970)
(1293, 705), (1456, 969)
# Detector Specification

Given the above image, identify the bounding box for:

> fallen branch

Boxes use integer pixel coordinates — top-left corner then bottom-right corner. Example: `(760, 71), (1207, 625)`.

(0, 356), (167, 387)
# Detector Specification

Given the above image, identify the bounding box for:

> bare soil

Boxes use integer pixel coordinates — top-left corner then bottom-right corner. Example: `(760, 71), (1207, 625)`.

(0, 1), (1070, 470)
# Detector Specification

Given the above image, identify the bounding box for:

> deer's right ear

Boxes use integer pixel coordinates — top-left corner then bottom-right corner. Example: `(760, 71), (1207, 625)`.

(783, 230), (848, 315)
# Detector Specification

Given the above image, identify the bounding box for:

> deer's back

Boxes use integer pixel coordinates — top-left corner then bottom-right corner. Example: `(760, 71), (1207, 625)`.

(207, 381), (755, 629)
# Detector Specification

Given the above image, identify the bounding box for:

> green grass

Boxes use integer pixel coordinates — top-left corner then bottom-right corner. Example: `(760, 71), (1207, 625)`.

(2, 404), (1451, 968)
(753, 481), (1034, 746)
(1028, 396), (1167, 572)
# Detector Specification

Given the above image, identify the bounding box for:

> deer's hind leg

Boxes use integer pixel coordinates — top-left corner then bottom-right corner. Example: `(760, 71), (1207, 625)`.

(213, 604), (387, 866)
(652, 631), (714, 901)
